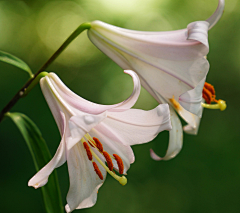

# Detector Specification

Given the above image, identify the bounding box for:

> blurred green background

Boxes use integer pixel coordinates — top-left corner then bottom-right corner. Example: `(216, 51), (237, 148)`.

(0, 0), (240, 212)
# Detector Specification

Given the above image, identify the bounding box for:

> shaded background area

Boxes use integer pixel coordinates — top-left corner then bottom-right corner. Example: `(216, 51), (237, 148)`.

(0, 0), (240, 212)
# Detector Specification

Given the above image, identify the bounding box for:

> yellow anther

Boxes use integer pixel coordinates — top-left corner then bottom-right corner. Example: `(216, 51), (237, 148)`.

(201, 99), (227, 111)
(119, 176), (127, 186)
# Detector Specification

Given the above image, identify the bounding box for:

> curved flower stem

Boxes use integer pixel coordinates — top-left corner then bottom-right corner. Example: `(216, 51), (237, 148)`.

(22, 72), (49, 97)
(0, 22), (91, 123)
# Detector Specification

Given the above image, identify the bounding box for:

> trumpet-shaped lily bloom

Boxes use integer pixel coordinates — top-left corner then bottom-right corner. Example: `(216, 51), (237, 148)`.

(28, 70), (171, 212)
(87, 0), (225, 160)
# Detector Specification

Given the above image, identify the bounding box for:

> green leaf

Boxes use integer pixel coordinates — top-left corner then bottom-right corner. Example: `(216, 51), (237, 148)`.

(0, 50), (33, 77)
(6, 112), (64, 213)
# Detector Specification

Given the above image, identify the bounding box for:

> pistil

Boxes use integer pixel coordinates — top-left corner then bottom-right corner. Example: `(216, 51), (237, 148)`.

(201, 100), (226, 111)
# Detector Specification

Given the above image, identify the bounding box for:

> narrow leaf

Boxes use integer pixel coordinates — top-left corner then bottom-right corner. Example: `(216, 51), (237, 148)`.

(6, 112), (64, 213)
(0, 50), (33, 77)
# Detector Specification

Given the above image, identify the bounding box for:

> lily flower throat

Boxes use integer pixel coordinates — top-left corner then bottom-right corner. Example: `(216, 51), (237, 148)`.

(81, 133), (127, 186)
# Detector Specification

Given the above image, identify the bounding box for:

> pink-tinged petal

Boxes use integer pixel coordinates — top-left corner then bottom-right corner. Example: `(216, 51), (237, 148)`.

(65, 143), (106, 212)
(89, 20), (209, 62)
(179, 78), (206, 116)
(87, 30), (132, 70)
(122, 52), (209, 113)
(46, 71), (140, 114)
(40, 77), (67, 135)
(88, 19), (210, 114)
(67, 112), (107, 150)
(46, 73), (109, 114)
(39, 71), (173, 210)
(187, 21), (209, 48)
(95, 104), (171, 146)
(89, 128), (135, 174)
(28, 115), (67, 188)
(89, 20), (209, 50)
(150, 107), (183, 161)
(207, 0), (225, 30)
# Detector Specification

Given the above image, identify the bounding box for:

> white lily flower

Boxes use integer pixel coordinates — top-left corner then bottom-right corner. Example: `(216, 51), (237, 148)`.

(87, 0), (225, 160)
(28, 70), (171, 212)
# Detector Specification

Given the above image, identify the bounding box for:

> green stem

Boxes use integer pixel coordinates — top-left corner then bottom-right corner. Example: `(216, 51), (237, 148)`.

(37, 22), (91, 72)
(22, 72), (49, 97)
(0, 22), (91, 122)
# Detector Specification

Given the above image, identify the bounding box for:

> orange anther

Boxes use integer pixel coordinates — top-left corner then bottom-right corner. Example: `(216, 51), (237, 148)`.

(92, 162), (103, 180)
(169, 96), (181, 110)
(204, 82), (215, 96)
(113, 154), (124, 174)
(202, 87), (212, 104)
(83, 142), (92, 161)
(93, 137), (104, 152)
(103, 151), (114, 171)
(202, 82), (219, 104)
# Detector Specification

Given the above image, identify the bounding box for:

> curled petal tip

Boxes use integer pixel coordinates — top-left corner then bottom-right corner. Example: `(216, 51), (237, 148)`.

(123, 70), (139, 79)
(123, 69), (134, 74)
(110, 69), (141, 111)
(28, 175), (49, 189)
(207, 0), (225, 29)
(65, 205), (72, 213)
(28, 181), (40, 189)
(150, 149), (162, 161)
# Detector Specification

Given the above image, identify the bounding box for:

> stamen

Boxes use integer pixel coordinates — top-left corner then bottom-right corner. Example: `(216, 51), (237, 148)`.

(202, 87), (212, 104)
(83, 142), (92, 161)
(93, 137), (104, 152)
(103, 151), (114, 171)
(169, 96), (181, 110)
(86, 134), (115, 160)
(90, 146), (127, 186)
(218, 100), (227, 111)
(202, 82), (227, 111)
(80, 137), (127, 185)
(204, 82), (215, 97)
(92, 162), (103, 180)
(113, 154), (124, 174)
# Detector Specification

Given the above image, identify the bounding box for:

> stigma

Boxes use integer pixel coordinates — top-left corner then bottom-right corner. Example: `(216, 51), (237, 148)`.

(202, 82), (226, 111)
(80, 134), (127, 186)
